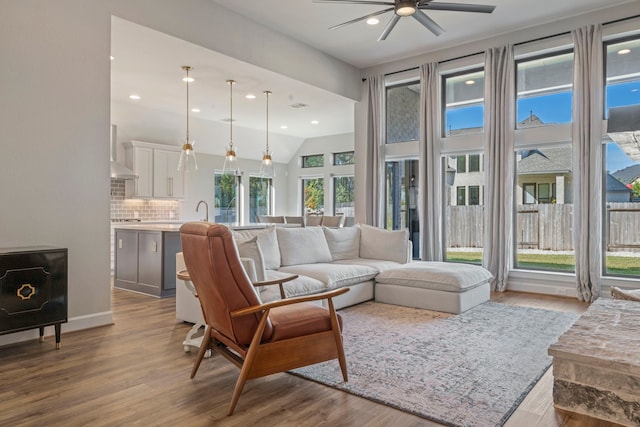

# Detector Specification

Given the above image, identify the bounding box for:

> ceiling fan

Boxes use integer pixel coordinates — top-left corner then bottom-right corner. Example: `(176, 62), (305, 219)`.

(314, 0), (496, 41)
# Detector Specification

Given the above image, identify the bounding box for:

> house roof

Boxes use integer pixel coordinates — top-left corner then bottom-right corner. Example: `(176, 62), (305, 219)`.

(517, 146), (572, 175)
(606, 174), (632, 193)
(612, 164), (640, 184)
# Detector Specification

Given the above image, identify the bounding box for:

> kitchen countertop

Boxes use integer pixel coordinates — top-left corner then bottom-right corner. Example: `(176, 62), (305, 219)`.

(113, 223), (267, 232)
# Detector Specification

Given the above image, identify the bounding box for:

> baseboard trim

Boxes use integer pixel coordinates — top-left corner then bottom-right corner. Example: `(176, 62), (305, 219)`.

(0, 311), (114, 347)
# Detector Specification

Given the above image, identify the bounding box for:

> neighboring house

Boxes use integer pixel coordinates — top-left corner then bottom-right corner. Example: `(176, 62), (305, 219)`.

(612, 164), (640, 186)
(606, 174), (633, 202)
(516, 146), (572, 205)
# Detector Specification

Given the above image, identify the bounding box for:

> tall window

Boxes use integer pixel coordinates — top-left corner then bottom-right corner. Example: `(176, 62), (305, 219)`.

(443, 69), (485, 136)
(302, 154), (324, 168)
(333, 175), (355, 217)
(249, 176), (271, 223)
(215, 173), (240, 224)
(604, 36), (640, 277)
(515, 146), (575, 272)
(386, 82), (420, 144)
(302, 177), (324, 215)
(516, 51), (574, 128)
(385, 160), (420, 258)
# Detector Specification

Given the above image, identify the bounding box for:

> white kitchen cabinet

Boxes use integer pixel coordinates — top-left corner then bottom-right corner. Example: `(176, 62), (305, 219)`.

(124, 145), (153, 198)
(153, 149), (184, 199)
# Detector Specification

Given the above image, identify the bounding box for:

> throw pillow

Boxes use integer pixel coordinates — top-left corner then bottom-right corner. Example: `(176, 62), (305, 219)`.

(323, 226), (360, 261)
(276, 226), (333, 266)
(232, 226), (280, 270)
(359, 224), (409, 264)
(235, 236), (266, 282)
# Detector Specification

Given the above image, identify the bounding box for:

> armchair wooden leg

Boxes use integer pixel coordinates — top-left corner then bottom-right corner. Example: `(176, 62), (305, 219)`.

(191, 325), (212, 379)
(328, 299), (348, 382)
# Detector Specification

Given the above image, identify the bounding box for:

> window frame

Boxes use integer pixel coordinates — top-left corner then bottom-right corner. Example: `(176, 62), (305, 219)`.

(302, 154), (324, 168)
(333, 151), (355, 166)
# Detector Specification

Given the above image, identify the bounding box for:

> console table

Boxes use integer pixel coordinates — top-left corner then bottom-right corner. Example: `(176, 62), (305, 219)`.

(0, 246), (68, 349)
(548, 298), (640, 426)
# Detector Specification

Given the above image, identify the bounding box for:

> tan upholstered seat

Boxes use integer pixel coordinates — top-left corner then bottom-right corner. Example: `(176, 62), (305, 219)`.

(179, 222), (348, 415)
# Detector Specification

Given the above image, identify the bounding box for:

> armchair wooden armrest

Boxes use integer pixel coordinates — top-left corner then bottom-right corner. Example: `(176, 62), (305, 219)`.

(231, 287), (349, 318)
(251, 274), (299, 299)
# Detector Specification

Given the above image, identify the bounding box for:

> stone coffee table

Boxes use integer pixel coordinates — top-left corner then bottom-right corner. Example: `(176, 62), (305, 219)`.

(548, 298), (640, 426)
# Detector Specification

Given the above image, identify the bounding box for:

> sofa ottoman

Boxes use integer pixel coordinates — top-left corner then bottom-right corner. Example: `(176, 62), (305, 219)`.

(374, 261), (493, 314)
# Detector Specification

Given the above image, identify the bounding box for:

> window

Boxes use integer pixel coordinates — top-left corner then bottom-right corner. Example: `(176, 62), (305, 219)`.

(443, 69), (485, 136)
(302, 177), (324, 215)
(302, 154), (324, 168)
(456, 187), (466, 206)
(385, 160), (420, 258)
(386, 82), (420, 144)
(444, 155), (484, 265)
(515, 147), (574, 272)
(456, 156), (467, 173)
(469, 154), (481, 172)
(603, 35), (640, 278)
(215, 173), (240, 224)
(516, 51), (574, 128)
(333, 151), (355, 165)
(249, 176), (271, 223)
(333, 175), (355, 217)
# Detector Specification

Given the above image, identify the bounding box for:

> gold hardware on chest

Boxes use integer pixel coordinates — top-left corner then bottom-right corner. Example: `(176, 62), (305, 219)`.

(17, 283), (35, 300)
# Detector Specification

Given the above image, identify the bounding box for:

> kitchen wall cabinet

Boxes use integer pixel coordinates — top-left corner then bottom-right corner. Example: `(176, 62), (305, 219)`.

(153, 149), (184, 198)
(123, 141), (184, 199)
(114, 228), (181, 297)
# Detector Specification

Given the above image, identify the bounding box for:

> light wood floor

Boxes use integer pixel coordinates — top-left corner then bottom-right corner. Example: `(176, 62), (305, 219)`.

(0, 289), (624, 426)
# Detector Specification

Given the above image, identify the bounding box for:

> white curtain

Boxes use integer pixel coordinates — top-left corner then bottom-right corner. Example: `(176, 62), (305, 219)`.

(364, 75), (386, 227)
(483, 45), (515, 292)
(572, 25), (603, 302)
(419, 62), (443, 261)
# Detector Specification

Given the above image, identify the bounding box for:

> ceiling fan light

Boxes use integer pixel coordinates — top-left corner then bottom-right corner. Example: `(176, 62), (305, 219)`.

(396, 1), (416, 16)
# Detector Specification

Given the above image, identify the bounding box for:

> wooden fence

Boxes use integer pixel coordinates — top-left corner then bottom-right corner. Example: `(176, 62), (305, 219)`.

(446, 202), (640, 252)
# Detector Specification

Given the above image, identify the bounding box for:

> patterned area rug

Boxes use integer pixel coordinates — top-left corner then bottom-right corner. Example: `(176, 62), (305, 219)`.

(291, 301), (579, 427)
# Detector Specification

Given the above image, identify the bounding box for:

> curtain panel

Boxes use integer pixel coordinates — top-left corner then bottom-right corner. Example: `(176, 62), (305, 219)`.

(482, 45), (515, 292)
(572, 25), (603, 302)
(364, 75), (386, 227)
(419, 62), (443, 261)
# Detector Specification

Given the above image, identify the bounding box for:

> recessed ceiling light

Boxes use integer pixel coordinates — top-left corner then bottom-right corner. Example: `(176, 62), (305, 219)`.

(366, 17), (380, 25)
(245, 94), (256, 99)
(110, 55), (114, 61)
(618, 48), (631, 55)
(182, 77), (195, 82)
(129, 94), (140, 100)
(191, 108), (200, 113)
(280, 125), (288, 129)
(465, 80), (475, 85)
(311, 120), (319, 125)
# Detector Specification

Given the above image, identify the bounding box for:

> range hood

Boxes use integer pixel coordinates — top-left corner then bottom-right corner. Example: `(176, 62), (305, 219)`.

(110, 124), (137, 180)
(607, 105), (640, 162)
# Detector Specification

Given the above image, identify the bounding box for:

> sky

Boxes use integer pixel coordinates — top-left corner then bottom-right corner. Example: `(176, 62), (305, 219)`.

(445, 80), (640, 174)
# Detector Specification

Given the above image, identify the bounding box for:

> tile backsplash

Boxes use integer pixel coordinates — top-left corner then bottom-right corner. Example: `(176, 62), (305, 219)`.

(110, 179), (180, 221)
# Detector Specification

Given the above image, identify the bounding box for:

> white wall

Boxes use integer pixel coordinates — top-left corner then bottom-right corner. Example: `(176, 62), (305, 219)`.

(287, 133), (355, 216)
(0, 0), (112, 345)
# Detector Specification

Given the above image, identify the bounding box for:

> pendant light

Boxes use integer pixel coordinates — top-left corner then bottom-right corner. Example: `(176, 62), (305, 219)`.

(259, 90), (275, 178)
(222, 79), (240, 175)
(177, 66), (198, 172)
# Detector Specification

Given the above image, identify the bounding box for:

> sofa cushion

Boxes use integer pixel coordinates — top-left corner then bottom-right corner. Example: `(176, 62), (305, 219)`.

(278, 263), (378, 289)
(232, 226), (280, 270)
(375, 261), (494, 293)
(234, 236), (266, 282)
(359, 224), (409, 264)
(323, 226), (360, 261)
(259, 270), (326, 302)
(332, 258), (402, 273)
(276, 227), (332, 266)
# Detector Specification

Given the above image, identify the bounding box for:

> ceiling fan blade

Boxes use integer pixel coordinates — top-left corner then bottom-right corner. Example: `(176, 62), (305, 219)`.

(329, 7), (394, 30)
(314, 0), (394, 5)
(418, 1), (496, 13)
(378, 14), (401, 41)
(412, 11), (445, 36)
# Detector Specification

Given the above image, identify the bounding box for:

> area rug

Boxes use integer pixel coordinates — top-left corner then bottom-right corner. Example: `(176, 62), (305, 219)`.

(290, 301), (579, 427)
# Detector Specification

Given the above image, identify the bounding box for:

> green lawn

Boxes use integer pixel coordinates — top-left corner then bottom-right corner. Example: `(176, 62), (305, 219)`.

(446, 251), (640, 276)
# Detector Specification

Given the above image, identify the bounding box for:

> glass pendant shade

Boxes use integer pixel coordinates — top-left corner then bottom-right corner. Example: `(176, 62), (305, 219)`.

(222, 79), (240, 175)
(178, 65), (198, 172)
(259, 90), (275, 178)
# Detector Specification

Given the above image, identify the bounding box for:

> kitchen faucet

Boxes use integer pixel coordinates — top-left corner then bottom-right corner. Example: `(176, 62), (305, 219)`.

(196, 200), (209, 222)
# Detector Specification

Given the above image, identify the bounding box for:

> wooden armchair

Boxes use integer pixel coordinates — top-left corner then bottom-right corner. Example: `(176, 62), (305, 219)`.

(179, 222), (348, 415)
